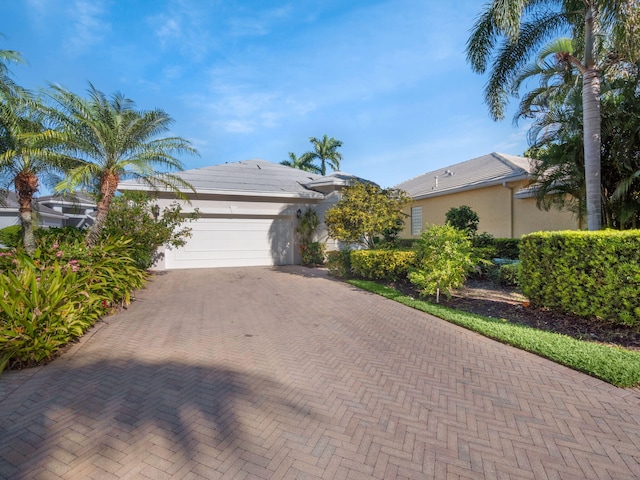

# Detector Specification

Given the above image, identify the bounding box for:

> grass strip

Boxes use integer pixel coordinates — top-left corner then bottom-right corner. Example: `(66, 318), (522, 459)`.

(348, 279), (640, 388)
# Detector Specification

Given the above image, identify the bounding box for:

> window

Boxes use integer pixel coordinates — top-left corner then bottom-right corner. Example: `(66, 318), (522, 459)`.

(411, 207), (422, 236)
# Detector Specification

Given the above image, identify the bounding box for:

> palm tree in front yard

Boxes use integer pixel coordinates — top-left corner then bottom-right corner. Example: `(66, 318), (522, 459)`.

(46, 83), (198, 246)
(0, 96), (77, 253)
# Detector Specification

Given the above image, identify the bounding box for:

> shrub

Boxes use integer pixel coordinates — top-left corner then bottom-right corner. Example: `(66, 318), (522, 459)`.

(408, 224), (474, 302)
(350, 250), (415, 281)
(520, 230), (640, 326)
(84, 236), (148, 309)
(496, 261), (520, 287)
(296, 207), (325, 266)
(300, 241), (326, 266)
(445, 205), (479, 235)
(387, 238), (418, 250)
(0, 235), (147, 374)
(0, 253), (103, 372)
(493, 238), (520, 259)
(471, 233), (520, 260)
(0, 225), (22, 248)
(102, 191), (199, 269)
(326, 248), (352, 278)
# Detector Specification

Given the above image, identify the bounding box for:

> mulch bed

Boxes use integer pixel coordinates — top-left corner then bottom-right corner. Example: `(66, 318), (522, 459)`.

(385, 278), (640, 352)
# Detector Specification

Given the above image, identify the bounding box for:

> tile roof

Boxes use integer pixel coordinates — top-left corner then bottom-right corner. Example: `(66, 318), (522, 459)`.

(119, 159), (326, 199)
(304, 171), (378, 193)
(38, 191), (96, 206)
(394, 152), (533, 199)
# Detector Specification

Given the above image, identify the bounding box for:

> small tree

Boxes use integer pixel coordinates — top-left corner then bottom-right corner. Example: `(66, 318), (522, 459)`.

(324, 182), (410, 249)
(445, 205), (479, 235)
(408, 224), (474, 303)
(102, 191), (198, 269)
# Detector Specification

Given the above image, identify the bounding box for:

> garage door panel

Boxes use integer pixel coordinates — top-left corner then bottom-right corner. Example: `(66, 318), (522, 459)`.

(166, 217), (293, 269)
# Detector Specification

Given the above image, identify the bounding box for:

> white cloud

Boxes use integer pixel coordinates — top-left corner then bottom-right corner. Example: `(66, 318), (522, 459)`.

(156, 17), (182, 41)
(64, 0), (111, 55)
(188, 84), (317, 135)
(228, 5), (293, 37)
(147, 0), (213, 61)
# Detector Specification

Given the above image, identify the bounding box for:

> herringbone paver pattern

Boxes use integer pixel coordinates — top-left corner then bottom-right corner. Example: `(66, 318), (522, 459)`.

(1, 267), (639, 479)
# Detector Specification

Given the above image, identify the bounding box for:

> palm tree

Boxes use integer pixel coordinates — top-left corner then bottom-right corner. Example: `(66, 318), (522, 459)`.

(0, 96), (76, 253)
(304, 135), (343, 176)
(0, 47), (77, 253)
(466, 0), (639, 231)
(46, 83), (198, 246)
(0, 46), (23, 99)
(280, 151), (321, 174)
(518, 47), (640, 229)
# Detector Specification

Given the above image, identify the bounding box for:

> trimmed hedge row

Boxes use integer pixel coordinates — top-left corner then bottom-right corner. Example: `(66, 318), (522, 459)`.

(520, 230), (640, 326)
(350, 249), (415, 280)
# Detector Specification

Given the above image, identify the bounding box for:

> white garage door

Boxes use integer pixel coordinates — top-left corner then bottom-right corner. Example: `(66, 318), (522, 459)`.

(165, 217), (294, 269)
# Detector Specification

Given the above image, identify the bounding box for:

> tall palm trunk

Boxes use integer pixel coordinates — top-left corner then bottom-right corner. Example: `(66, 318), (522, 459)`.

(15, 170), (38, 254)
(582, 4), (602, 231)
(86, 171), (119, 247)
(583, 68), (602, 230)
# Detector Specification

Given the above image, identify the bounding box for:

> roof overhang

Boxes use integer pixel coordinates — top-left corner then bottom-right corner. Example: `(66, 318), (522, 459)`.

(411, 173), (529, 200)
(117, 183), (326, 200)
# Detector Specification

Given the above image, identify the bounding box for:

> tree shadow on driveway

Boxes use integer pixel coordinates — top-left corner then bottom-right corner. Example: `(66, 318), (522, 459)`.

(0, 359), (319, 479)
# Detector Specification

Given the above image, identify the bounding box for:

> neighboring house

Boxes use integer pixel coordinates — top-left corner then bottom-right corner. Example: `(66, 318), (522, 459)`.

(118, 159), (370, 270)
(0, 191), (67, 230)
(395, 152), (579, 239)
(37, 192), (96, 228)
(0, 190), (96, 231)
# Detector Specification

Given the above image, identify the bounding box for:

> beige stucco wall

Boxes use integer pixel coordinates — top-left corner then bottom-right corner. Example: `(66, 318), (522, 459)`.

(400, 180), (580, 239)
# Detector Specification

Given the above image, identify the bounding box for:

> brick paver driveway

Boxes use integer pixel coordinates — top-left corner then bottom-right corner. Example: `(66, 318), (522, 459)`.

(1, 267), (639, 479)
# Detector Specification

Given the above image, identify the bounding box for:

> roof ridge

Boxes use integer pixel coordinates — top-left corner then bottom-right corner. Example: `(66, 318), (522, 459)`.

(493, 152), (533, 174)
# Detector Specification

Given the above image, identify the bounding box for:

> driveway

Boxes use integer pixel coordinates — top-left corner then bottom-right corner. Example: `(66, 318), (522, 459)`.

(1, 266), (639, 479)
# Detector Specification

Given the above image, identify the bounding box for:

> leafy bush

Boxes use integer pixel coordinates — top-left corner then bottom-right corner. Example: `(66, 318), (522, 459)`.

(471, 233), (520, 260)
(350, 249), (415, 280)
(296, 207), (325, 265)
(102, 191), (198, 269)
(326, 248), (352, 278)
(0, 225), (22, 248)
(300, 241), (326, 266)
(520, 230), (640, 326)
(386, 238), (418, 250)
(493, 238), (520, 259)
(0, 235), (147, 374)
(0, 253), (103, 372)
(408, 224), (474, 302)
(496, 261), (521, 287)
(445, 205), (479, 235)
(83, 237), (147, 309)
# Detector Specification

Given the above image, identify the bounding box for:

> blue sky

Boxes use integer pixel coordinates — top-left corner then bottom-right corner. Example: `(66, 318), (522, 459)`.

(1, 0), (530, 188)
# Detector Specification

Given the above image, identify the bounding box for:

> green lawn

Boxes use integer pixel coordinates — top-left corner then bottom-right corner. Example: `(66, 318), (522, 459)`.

(348, 279), (640, 388)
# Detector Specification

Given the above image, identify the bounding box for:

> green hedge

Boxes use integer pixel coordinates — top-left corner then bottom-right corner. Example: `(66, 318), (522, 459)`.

(326, 249), (353, 278)
(350, 249), (415, 280)
(471, 233), (520, 259)
(493, 238), (520, 259)
(520, 230), (640, 326)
